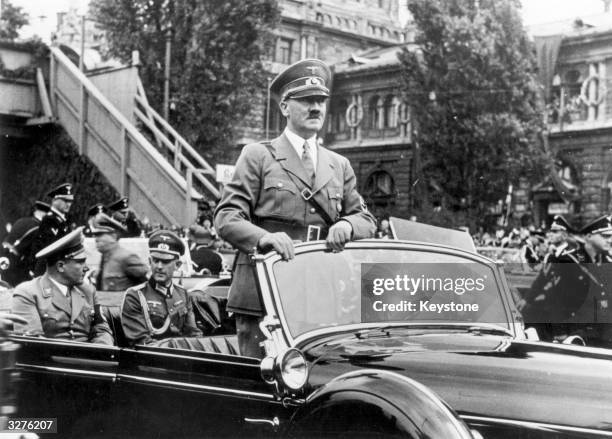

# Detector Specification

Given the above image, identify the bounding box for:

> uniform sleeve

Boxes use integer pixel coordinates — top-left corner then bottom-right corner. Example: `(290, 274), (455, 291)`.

(214, 144), (269, 253)
(121, 288), (152, 346)
(338, 157), (377, 239)
(124, 253), (149, 283)
(91, 291), (114, 345)
(11, 285), (44, 336)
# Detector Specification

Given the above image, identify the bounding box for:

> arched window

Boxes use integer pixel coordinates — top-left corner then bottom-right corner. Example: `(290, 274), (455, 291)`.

(368, 95), (382, 129)
(383, 95), (399, 128)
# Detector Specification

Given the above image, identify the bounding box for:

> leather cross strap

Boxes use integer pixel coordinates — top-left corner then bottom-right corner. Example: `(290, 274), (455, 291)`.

(263, 143), (335, 226)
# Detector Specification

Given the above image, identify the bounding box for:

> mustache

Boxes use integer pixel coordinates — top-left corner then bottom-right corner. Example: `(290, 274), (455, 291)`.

(307, 111), (321, 118)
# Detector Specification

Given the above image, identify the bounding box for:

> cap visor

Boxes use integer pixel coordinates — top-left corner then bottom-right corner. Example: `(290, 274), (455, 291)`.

(289, 88), (330, 99)
(150, 250), (179, 261)
(66, 248), (87, 260)
(56, 195), (74, 201)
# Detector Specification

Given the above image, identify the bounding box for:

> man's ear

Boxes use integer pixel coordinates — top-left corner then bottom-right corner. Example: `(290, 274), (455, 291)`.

(174, 260), (182, 270)
(56, 260), (65, 272)
(280, 99), (289, 117)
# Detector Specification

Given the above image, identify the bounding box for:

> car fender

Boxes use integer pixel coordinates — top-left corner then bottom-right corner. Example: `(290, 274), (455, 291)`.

(285, 369), (473, 438)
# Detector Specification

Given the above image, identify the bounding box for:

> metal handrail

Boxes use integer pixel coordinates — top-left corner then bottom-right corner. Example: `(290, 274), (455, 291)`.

(51, 47), (197, 194)
(133, 107), (219, 197)
(134, 93), (215, 173)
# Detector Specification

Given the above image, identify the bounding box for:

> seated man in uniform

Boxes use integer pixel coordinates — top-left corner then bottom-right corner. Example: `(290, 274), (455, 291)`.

(11, 228), (113, 344)
(121, 230), (202, 346)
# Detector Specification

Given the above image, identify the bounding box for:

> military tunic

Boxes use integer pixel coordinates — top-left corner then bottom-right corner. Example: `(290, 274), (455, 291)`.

(11, 274), (113, 344)
(121, 279), (202, 346)
(214, 133), (377, 316)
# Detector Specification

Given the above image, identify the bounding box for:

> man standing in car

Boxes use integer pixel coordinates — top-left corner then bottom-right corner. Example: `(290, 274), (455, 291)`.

(121, 230), (201, 346)
(214, 58), (376, 357)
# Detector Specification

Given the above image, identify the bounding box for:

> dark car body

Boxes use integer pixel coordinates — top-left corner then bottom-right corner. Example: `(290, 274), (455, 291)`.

(6, 240), (612, 438)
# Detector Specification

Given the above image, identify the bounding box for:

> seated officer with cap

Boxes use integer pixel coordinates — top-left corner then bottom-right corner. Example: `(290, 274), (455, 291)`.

(32, 183), (75, 276)
(11, 228), (113, 344)
(121, 230), (202, 346)
(107, 196), (143, 238)
(214, 58), (376, 357)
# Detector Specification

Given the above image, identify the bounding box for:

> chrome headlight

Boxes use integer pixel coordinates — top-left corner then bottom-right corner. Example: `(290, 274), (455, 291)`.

(260, 348), (309, 394)
(279, 349), (308, 391)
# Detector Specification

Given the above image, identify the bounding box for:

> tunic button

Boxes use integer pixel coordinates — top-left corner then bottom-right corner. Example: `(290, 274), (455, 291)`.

(336, 193), (341, 198)
(309, 208), (316, 214)
(277, 182), (283, 188)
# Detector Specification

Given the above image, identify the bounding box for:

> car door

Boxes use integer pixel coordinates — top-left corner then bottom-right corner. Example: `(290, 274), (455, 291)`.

(12, 336), (120, 436)
(115, 345), (287, 438)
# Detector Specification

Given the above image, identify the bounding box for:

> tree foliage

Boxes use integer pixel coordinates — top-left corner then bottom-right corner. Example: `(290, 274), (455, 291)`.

(91, 0), (280, 163)
(399, 0), (545, 228)
(0, 0), (29, 40)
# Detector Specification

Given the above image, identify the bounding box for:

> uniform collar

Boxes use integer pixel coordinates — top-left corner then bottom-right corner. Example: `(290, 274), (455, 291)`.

(48, 276), (69, 296)
(149, 277), (174, 299)
(283, 127), (318, 167)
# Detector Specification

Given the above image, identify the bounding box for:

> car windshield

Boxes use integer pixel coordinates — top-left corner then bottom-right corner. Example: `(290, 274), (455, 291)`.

(272, 247), (509, 338)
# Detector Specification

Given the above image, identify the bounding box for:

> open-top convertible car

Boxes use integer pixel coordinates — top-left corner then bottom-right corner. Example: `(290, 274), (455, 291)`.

(5, 239), (612, 438)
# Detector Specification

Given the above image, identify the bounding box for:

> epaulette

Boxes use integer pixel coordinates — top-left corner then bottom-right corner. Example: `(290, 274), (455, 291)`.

(131, 281), (148, 292)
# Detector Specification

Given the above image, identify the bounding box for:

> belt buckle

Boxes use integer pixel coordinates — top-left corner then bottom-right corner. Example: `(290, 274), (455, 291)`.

(307, 225), (321, 241)
(301, 188), (313, 200)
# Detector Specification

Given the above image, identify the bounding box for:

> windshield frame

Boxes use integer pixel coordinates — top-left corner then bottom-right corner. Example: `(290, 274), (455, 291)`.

(258, 239), (519, 349)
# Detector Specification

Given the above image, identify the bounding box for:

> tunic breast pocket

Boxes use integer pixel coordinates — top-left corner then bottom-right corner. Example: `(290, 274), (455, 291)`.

(263, 179), (297, 217)
(327, 186), (344, 220)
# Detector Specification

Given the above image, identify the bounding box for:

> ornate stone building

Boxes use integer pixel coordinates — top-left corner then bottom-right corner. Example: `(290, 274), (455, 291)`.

(325, 46), (413, 220)
(532, 14), (612, 228)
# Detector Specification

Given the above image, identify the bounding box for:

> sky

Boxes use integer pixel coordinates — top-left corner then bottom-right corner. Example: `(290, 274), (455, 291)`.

(7, 0), (611, 42)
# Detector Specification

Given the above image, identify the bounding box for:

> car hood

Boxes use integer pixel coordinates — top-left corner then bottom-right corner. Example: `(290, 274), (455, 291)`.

(302, 330), (612, 431)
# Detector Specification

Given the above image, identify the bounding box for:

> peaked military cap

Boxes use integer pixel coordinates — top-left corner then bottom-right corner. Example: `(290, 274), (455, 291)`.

(107, 197), (129, 212)
(580, 215), (612, 235)
(87, 203), (108, 217)
(91, 213), (127, 235)
(36, 227), (86, 261)
(34, 201), (50, 213)
(47, 183), (74, 201)
(550, 215), (573, 233)
(270, 58), (331, 101)
(149, 230), (185, 260)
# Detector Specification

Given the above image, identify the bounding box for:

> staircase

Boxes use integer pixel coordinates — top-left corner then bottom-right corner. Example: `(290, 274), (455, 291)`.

(48, 47), (219, 226)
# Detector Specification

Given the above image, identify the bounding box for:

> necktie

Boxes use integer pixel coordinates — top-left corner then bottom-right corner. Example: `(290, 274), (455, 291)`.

(302, 142), (315, 184)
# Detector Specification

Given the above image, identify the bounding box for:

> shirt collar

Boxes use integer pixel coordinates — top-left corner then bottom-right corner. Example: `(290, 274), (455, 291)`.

(283, 127), (318, 165)
(49, 277), (69, 296)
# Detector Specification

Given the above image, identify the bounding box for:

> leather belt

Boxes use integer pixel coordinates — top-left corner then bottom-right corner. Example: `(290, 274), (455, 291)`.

(255, 218), (328, 241)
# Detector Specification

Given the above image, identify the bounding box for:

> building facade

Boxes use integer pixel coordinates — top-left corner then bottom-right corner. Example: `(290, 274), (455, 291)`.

(534, 16), (612, 229)
(238, 0), (406, 145)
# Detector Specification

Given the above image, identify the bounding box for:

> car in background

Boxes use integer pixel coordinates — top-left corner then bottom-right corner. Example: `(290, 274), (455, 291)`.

(5, 238), (612, 438)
